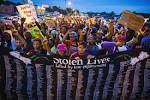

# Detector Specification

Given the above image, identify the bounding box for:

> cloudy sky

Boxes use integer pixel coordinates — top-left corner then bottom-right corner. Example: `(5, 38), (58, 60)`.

(10, 0), (150, 14)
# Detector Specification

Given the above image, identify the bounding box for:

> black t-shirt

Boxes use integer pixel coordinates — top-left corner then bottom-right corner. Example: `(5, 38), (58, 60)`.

(26, 48), (47, 57)
(126, 30), (135, 42)
(50, 53), (69, 59)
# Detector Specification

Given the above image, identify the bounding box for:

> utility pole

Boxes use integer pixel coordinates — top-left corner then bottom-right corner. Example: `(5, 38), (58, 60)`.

(65, 0), (67, 8)
(22, 0), (28, 4)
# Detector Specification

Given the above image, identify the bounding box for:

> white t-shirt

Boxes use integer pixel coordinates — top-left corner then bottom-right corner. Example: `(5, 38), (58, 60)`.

(118, 45), (128, 52)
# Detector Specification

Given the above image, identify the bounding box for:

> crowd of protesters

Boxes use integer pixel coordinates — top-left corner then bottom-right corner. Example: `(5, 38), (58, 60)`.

(0, 16), (150, 60)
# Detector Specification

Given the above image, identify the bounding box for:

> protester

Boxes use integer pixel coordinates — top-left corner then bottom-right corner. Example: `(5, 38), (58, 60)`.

(26, 38), (47, 57)
(86, 34), (99, 56)
(70, 43), (87, 59)
(63, 31), (78, 56)
(56, 43), (68, 57)
(140, 25), (150, 51)
(14, 37), (26, 55)
(0, 13), (149, 59)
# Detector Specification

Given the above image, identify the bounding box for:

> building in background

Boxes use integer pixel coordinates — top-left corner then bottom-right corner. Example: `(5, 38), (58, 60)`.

(0, 1), (17, 17)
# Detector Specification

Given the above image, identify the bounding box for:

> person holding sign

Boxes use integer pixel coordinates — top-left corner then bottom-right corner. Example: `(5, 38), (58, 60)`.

(140, 23), (150, 51)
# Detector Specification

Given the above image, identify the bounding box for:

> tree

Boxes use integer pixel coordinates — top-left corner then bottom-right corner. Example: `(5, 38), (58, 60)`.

(109, 11), (115, 16)
(66, 8), (73, 14)
(0, 0), (4, 3)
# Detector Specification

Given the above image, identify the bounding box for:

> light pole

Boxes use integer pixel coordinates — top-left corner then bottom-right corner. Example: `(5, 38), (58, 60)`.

(67, 0), (72, 8)
(65, 0), (72, 8)
(65, 0), (67, 8)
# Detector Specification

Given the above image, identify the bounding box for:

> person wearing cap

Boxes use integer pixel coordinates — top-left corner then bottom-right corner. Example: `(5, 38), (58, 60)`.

(47, 43), (68, 59)
(46, 29), (59, 55)
(86, 34), (99, 57)
(56, 43), (68, 57)
(50, 30), (58, 38)
(69, 31), (78, 55)
(140, 24), (150, 51)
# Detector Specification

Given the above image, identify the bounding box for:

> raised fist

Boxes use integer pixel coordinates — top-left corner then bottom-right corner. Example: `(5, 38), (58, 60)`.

(21, 18), (26, 23)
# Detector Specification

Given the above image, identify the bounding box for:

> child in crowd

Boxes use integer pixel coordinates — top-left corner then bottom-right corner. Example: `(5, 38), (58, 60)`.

(26, 39), (47, 57)
(70, 43), (87, 60)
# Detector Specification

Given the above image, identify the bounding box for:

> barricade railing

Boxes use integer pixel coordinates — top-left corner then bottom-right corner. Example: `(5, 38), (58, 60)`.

(0, 49), (150, 100)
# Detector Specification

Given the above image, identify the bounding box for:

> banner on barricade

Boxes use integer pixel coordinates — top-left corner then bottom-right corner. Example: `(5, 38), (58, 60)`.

(0, 49), (150, 100)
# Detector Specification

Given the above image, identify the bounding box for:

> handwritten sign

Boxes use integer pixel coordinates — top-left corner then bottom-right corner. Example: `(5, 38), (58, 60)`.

(118, 11), (145, 32)
(44, 18), (56, 28)
(16, 4), (37, 23)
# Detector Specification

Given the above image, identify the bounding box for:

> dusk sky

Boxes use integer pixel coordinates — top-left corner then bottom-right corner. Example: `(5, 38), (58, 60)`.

(10, 0), (150, 14)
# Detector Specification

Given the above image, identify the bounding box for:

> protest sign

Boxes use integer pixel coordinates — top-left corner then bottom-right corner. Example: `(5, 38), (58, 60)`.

(36, 8), (45, 15)
(118, 11), (145, 33)
(90, 17), (96, 25)
(16, 4), (37, 23)
(86, 17), (96, 26)
(29, 25), (45, 39)
(42, 4), (49, 8)
(44, 17), (56, 28)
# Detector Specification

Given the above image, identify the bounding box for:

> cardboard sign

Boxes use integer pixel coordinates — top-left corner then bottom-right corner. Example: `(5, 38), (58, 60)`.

(29, 25), (45, 39)
(44, 18), (56, 28)
(16, 4), (37, 23)
(90, 17), (96, 25)
(42, 4), (49, 8)
(36, 8), (45, 15)
(118, 11), (145, 32)
(86, 17), (96, 26)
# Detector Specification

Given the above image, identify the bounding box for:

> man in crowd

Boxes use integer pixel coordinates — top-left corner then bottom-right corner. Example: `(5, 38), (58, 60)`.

(70, 43), (87, 60)
(26, 39), (47, 57)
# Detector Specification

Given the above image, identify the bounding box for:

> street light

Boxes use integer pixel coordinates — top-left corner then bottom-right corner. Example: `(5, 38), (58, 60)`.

(67, 1), (72, 7)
